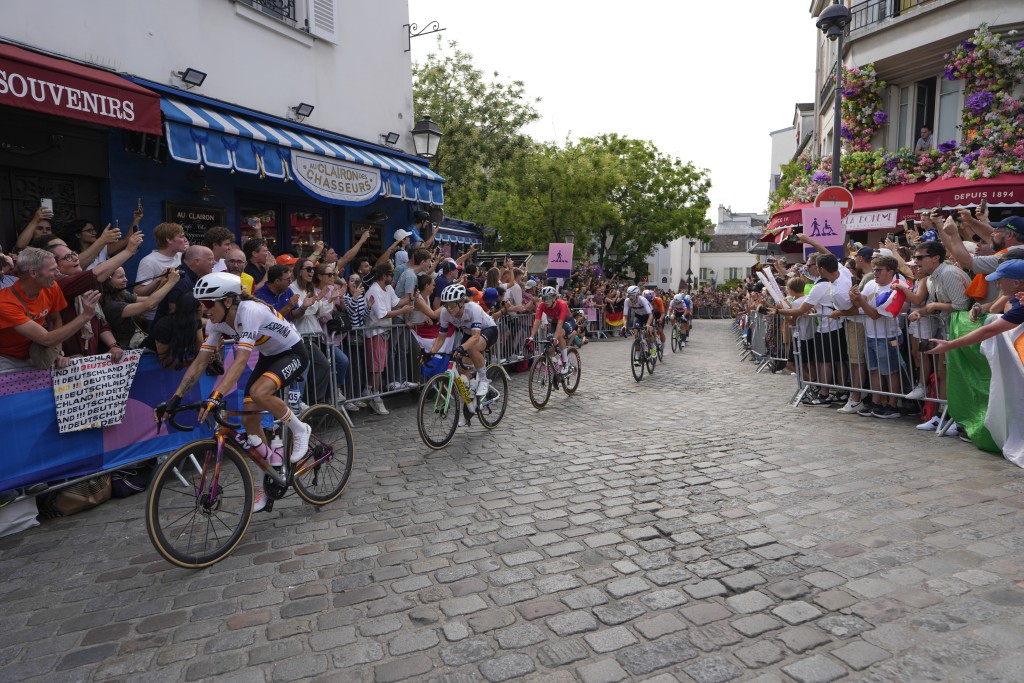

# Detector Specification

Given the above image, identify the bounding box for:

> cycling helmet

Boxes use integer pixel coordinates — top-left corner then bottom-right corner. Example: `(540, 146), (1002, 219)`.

(643, 290), (655, 301)
(626, 285), (640, 298)
(541, 286), (557, 299)
(441, 283), (467, 304)
(674, 293), (685, 303)
(194, 273), (242, 300)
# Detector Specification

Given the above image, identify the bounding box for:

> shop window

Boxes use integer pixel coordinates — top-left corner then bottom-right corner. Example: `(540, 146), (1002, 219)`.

(239, 207), (279, 255)
(936, 77), (962, 146)
(290, 210), (324, 259)
(914, 78), (936, 137)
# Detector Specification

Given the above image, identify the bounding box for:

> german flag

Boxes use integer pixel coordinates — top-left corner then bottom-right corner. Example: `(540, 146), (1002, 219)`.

(604, 311), (624, 327)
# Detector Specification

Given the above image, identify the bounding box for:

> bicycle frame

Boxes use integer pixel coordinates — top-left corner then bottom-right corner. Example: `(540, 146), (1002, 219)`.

(429, 360), (503, 416)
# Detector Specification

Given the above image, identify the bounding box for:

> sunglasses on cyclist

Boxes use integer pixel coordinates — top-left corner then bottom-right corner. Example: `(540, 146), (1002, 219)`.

(199, 299), (219, 310)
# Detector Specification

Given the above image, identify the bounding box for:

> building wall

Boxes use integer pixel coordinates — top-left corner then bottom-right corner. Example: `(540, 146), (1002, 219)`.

(0, 0), (415, 151)
(769, 126), (797, 195)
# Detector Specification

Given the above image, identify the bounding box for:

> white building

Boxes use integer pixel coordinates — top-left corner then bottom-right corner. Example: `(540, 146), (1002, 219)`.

(698, 206), (766, 286)
(1, 0), (450, 261)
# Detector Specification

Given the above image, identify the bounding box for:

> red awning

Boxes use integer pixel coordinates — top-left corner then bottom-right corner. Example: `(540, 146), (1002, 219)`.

(844, 184), (919, 233)
(0, 41), (161, 135)
(912, 174), (1024, 210)
(765, 202), (813, 232)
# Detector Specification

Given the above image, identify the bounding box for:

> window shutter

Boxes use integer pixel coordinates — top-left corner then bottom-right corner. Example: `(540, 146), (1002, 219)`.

(308, 0), (338, 42)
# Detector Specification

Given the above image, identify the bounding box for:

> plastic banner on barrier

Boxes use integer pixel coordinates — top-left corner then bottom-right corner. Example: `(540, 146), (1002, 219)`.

(53, 350), (143, 433)
(0, 349), (255, 493)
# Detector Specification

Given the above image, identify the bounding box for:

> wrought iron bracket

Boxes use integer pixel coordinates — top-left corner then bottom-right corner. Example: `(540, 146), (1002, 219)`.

(405, 20), (445, 52)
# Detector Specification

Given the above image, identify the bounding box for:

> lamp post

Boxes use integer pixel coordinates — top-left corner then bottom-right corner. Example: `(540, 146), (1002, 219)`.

(816, 1), (852, 187)
(411, 116), (443, 159)
(686, 239), (695, 291)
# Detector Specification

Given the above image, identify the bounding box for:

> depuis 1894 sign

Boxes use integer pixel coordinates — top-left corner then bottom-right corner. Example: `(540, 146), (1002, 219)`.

(291, 151), (381, 205)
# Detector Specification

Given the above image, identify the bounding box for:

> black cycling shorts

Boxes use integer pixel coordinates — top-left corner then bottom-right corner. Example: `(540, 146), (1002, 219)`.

(245, 341), (309, 398)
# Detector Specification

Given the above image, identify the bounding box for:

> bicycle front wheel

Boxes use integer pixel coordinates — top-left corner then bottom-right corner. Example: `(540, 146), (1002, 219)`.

(146, 439), (253, 569)
(293, 404), (355, 505)
(656, 338), (664, 362)
(631, 339), (645, 382)
(528, 355), (553, 409)
(477, 364), (508, 429)
(417, 374), (459, 449)
(563, 348), (581, 395)
(646, 340), (657, 373)
(671, 326), (681, 353)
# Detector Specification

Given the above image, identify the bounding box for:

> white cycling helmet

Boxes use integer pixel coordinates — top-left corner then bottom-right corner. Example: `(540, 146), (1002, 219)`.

(626, 285), (641, 298)
(440, 283), (467, 304)
(194, 273), (242, 300)
(674, 293), (685, 303)
(643, 290), (655, 301)
(541, 286), (557, 298)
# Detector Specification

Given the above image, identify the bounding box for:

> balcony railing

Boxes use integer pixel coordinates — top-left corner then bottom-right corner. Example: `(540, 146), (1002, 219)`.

(851, 0), (935, 33)
(237, 0), (297, 25)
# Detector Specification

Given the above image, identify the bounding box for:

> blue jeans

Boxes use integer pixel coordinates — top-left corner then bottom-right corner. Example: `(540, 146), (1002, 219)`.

(330, 344), (350, 389)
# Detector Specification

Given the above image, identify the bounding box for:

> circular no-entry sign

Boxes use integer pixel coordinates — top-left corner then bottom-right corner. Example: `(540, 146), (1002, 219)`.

(815, 186), (855, 218)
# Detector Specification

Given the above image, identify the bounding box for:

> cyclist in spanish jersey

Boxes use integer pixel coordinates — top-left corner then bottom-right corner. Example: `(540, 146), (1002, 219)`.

(623, 285), (655, 343)
(669, 292), (690, 347)
(160, 273), (312, 513)
(646, 290), (667, 348)
(430, 284), (499, 423)
(527, 286), (574, 377)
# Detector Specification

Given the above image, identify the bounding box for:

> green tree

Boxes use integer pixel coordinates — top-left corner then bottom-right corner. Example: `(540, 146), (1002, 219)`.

(413, 39), (540, 217)
(583, 135), (712, 279)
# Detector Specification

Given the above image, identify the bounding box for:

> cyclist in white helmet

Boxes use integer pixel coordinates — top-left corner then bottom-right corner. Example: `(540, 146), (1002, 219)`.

(623, 285), (655, 346)
(669, 292), (691, 347)
(430, 283), (498, 424)
(160, 272), (312, 513)
(528, 285), (574, 375)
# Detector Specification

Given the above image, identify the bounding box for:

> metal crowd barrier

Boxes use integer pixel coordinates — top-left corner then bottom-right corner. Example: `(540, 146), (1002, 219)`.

(693, 305), (734, 319)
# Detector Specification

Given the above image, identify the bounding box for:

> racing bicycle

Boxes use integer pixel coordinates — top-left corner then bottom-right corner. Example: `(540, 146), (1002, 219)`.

(147, 402), (354, 568)
(527, 336), (581, 409)
(630, 324), (658, 382)
(417, 354), (510, 449)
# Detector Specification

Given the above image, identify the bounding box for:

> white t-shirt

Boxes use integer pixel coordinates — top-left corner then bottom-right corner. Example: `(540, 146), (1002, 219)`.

(365, 281), (399, 338)
(792, 296), (814, 340)
(439, 301), (496, 337)
(505, 282), (523, 309)
(860, 278), (903, 339)
(201, 300), (301, 356)
(289, 283), (333, 336)
(806, 278), (848, 333)
(84, 245), (109, 271)
(135, 250), (182, 320)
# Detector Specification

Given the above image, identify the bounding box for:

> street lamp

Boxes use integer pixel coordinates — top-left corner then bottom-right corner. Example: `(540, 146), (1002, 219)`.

(816, 0), (852, 187)
(411, 116), (443, 159)
(686, 240), (696, 290)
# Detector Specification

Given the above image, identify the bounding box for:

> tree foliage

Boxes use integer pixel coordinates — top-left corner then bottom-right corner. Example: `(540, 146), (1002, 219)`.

(413, 42), (712, 279)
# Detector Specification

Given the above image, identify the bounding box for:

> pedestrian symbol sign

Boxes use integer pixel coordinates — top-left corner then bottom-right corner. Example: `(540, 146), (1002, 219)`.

(547, 242), (574, 278)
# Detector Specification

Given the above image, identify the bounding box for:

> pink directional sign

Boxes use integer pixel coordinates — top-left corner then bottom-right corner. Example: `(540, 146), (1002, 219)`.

(801, 207), (845, 261)
(547, 242), (574, 278)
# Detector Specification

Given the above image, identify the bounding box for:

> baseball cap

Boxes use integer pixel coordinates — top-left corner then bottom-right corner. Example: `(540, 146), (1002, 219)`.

(440, 260), (458, 274)
(985, 259), (1024, 281)
(856, 246), (874, 260)
(524, 279), (538, 290)
(393, 228), (413, 241)
(992, 215), (1024, 237)
(876, 248), (895, 258)
(483, 287), (499, 304)
(276, 254), (299, 265)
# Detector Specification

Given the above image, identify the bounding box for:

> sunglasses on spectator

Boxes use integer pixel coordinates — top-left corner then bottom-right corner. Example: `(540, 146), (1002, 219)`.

(912, 253), (935, 259)
(302, 266), (315, 272)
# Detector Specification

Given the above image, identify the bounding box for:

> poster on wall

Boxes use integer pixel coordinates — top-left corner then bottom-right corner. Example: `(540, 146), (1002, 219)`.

(164, 202), (227, 246)
(51, 351), (144, 433)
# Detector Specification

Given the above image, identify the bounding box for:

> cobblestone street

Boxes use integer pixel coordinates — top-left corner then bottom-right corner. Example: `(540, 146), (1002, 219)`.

(3, 319), (1024, 683)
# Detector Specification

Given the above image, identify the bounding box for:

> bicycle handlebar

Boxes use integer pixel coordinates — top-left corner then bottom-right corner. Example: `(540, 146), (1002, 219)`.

(155, 402), (242, 433)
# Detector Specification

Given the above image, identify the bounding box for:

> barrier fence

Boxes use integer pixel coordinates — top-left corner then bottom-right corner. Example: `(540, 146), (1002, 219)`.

(737, 309), (952, 430)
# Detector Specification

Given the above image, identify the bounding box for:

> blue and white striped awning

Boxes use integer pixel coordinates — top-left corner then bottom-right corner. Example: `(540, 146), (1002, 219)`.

(434, 225), (482, 245)
(161, 98), (444, 206)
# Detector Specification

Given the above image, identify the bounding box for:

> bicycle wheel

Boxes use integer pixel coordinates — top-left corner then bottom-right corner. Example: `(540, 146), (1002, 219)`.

(146, 439), (253, 569)
(671, 325), (680, 353)
(477, 364), (508, 429)
(292, 404), (355, 505)
(646, 339), (657, 374)
(528, 355), (553, 409)
(417, 374), (459, 449)
(656, 337), (664, 362)
(562, 347), (581, 395)
(631, 339), (645, 382)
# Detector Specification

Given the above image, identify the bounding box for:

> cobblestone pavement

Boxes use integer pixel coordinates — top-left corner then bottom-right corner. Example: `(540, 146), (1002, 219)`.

(3, 320), (1024, 683)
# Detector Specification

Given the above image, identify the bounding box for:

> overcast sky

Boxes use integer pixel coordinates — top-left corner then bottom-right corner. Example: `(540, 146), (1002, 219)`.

(408, 0), (817, 222)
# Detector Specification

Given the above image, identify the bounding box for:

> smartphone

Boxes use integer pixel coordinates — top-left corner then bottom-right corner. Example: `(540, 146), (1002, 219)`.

(136, 197), (143, 212)
(40, 198), (53, 213)
(247, 217), (259, 228)
(978, 199), (987, 215)
(906, 218), (915, 231)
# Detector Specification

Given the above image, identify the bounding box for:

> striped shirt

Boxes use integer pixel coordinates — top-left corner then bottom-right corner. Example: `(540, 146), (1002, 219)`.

(345, 293), (367, 328)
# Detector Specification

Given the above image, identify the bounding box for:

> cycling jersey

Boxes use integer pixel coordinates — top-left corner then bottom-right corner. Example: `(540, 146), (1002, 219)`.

(651, 297), (665, 319)
(623, 296), (653, 318)
(535, 299), (570, 324)
(439, 301), (497, 337)
(201, 299), (302, 356)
